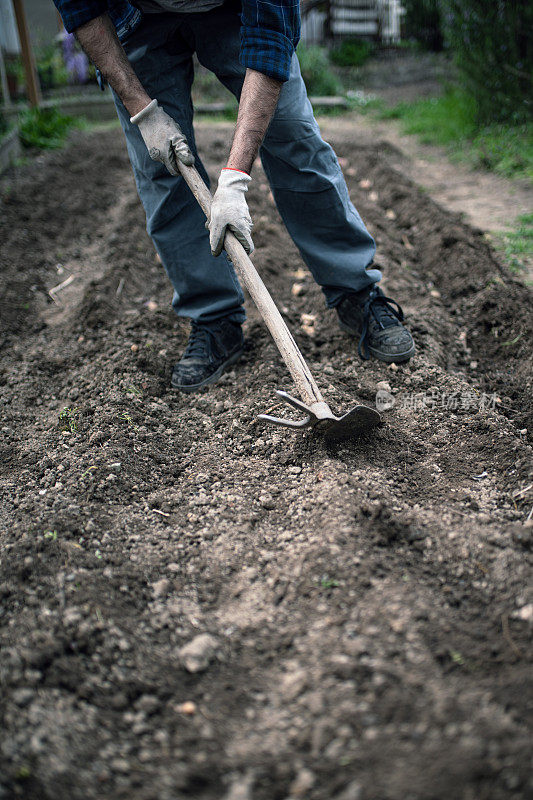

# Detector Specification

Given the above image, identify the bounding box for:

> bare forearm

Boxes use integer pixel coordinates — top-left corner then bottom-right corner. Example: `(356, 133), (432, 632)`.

(75, 15), (151, 116)
(227, 69), (282, 174)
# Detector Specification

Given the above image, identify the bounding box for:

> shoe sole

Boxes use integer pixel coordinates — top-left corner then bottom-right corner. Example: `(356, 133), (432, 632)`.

(339, 321), (415, 364)
(171, 346), (244, 393)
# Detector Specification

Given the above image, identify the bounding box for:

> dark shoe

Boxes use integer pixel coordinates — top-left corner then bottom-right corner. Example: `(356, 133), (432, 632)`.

(171, 318), (244, 392)
(337, 286), (415, 363)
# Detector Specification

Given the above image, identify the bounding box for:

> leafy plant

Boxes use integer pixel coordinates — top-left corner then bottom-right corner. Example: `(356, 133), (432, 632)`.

(449, 649), (465, 666)
(319, 576), (340, 589)
(297, 43), (341, 96)
(330, 39), (374, 68)
(19, 107), (78, 150)
(16, 765), (31, 781)
(443, 0), (533, 126)
(59, 406), (79, 433)
(119, 411), (138, 429)
(123, 383), (142, 398)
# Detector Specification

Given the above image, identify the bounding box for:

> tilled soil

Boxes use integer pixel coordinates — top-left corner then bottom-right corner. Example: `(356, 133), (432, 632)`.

(0, 124), (532, 800)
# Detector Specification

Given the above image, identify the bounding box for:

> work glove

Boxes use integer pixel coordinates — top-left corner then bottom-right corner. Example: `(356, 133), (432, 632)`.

(209, 168), (254, 257)
(130, 99), (194, 175)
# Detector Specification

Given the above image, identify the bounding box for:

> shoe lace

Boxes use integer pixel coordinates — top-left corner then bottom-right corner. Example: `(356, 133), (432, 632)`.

(358, 287), (404, 360)
(184, 323), (213, 360)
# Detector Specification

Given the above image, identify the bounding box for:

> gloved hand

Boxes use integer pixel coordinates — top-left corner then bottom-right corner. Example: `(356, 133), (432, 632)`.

(209, 168), (254, 257)
(130, 99), (194, 174)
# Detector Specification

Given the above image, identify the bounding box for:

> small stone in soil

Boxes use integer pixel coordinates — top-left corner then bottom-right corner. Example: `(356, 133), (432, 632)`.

(152, 578), (170, 598)
(179, 634), (219, 673)
(176, 701), (197, 715)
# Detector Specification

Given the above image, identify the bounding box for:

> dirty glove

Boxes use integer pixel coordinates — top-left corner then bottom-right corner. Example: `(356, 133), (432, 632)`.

(209, 168), (254, 257)
(130, 99), (194, 175)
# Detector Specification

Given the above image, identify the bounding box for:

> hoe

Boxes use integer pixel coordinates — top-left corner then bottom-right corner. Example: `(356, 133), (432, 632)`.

(178, 162), (382, 441)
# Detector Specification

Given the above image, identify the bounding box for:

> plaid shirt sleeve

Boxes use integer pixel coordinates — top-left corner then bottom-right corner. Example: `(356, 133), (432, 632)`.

(53, 0), (110, 33)
(240, 0), (301, 83)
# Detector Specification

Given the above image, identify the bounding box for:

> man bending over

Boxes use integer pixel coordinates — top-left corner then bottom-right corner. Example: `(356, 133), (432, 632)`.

(54, 0), (415, 392)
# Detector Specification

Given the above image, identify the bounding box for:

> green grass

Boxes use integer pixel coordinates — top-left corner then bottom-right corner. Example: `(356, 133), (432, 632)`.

(378, 88), (533, 181)
(19, 106), (80, 150)
(495, 213), (533, 275)
(296, 43), (342, 97)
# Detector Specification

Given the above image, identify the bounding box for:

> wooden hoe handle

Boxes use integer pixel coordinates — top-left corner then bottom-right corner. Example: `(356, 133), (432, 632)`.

(177, 161), (326, 409)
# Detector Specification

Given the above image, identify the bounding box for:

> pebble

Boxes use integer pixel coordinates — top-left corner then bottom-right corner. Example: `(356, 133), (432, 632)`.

(12, 688), (34, 707)
(135, 694), (160, 715)
(259, 494), (275, 510)
(223, 775), (253, 800)
(335, 780), (363, 800)
(291, 283), (305, 297)
(179, 633), (219, 673)
(152, 578), (170, 598)
(110, 693), (128, 710)
(63, 607), (82, 626)
(110, 758), (130, 774)
(512, 604), (533, 622)
(176, 701), (196, 715)
(289, 768), (315, 797)
(281, 669), (307, 701)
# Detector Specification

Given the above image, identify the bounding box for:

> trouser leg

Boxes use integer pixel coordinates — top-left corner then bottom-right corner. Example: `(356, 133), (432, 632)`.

(113, 15), (245, 324)
(260, 56), (380, 306)
(189, 5), (380, 308)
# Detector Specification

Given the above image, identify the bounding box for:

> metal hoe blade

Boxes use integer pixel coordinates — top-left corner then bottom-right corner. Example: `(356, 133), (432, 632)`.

(258, 391), (382, 441)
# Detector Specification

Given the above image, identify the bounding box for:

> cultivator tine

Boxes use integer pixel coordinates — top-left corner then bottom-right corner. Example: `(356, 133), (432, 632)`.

(257, 391), (316, 430)
(257, 413), (313, 430)
(258, 390), (382, 439)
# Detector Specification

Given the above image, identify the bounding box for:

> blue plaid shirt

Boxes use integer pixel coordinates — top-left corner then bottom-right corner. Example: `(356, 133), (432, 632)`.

(53, 0), (300, 82)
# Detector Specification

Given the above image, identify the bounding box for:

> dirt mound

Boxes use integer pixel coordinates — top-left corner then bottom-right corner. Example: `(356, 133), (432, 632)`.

(0, 126), (531, 800)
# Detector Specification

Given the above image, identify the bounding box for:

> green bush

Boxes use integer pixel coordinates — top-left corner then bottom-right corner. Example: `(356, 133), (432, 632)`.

(402, 0), (443, 51)
(379, 87), (533, 180)
(443, 0), (533, 125)
(19, 107), (78, 150)
(379, 87), (476, 142)
(296, 43), (341, 96)
(330, 39), (374, 67)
